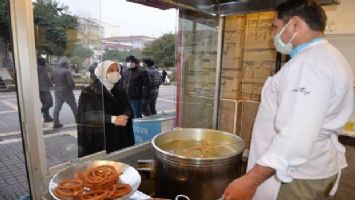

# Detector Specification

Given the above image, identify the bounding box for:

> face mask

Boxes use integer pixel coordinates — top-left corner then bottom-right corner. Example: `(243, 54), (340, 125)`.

(273, 19), (297, 55)
(107, 72), (121, 83)
(127, 62), (135, 69)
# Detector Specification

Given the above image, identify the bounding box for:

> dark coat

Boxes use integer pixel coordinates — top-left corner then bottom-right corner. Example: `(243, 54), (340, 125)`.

(52, 66), (75, 92)
(120, 67), (150, 100)
(77, 80), (135, 157)
(146, 66), (162, 90)
(37, 64), (52, 91)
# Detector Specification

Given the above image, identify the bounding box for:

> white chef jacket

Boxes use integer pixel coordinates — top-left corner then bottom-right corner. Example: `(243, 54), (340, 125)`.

(247, 39), (354, 200)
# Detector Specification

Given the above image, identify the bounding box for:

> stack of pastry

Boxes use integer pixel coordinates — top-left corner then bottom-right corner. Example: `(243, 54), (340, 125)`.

(54, 165), (132, 200)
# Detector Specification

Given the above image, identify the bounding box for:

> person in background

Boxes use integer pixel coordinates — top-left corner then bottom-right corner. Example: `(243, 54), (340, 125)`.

(52, 56), (78, 129)
(223, 0), (353, 200)
(120, 55), (150, 118)
(141, 58), (162, 116)
(94, 61), (135, 153)
(161, 69), (167, 84)
(88, 62), (98, 80)
(37, 57), (53, 122)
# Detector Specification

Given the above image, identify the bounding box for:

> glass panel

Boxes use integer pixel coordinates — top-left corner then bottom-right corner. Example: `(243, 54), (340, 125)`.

(32, 0), (177, 169)
(0, 0), (30, 199)
(33, 0), (104, 165)
(177, 10), (219, 128)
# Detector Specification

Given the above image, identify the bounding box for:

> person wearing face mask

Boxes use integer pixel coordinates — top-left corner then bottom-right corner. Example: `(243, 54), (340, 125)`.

(140, 58), (162, 116)
(120, 55), (150, 118)
(223, 1), (353, 200)
(77, 60), (134, 157)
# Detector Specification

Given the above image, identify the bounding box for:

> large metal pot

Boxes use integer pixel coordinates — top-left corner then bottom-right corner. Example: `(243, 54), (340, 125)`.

(152, 128), (245, 200)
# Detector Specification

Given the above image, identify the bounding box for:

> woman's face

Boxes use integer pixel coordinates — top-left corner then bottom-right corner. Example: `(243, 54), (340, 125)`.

(106, 63), (119, 76)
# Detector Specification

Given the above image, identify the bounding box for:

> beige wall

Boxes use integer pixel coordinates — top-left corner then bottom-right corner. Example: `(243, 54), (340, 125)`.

(325, 0), (355, 34)
(218, 12), (276, 148)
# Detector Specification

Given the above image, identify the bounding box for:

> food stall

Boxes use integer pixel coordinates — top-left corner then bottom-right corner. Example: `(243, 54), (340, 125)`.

(3, 0), (355, 199)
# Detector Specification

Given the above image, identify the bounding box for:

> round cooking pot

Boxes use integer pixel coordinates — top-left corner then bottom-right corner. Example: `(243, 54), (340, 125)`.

(152, 128), (245, 200)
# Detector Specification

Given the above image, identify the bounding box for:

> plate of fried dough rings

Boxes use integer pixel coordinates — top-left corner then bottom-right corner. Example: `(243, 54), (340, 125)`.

(49, 160), (141, 200)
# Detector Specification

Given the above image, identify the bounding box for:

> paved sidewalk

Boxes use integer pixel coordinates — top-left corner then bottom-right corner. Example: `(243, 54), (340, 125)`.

(0, 130), (77, 200)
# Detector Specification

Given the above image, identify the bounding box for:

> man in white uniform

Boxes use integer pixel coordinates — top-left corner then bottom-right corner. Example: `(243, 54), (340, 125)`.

(223, 0), (353, 200)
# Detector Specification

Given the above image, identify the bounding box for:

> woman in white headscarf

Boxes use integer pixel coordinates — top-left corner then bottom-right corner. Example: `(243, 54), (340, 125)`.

(77, 60), (134, 157)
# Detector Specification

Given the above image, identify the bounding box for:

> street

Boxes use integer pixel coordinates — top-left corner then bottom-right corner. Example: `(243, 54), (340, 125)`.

(0, 85), (177, 140)
(0, 85), (176, 200)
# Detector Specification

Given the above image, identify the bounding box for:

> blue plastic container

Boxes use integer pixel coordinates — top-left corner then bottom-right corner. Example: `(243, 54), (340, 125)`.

(19, 194), (31, 200)
(133, 113), (175, 144)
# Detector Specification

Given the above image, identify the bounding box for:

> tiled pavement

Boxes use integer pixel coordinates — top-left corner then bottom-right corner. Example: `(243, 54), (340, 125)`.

(0, 132), (77, 200)
(0, 134), (355, 200)
(0, 142), (28, 200)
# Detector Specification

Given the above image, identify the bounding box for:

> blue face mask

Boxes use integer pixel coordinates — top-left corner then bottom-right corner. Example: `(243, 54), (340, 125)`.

(273, 19), (297, 55)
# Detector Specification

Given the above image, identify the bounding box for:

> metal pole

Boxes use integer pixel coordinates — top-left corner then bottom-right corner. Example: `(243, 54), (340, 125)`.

(9, 0), (48, 198)
(212, 16), (225, 129)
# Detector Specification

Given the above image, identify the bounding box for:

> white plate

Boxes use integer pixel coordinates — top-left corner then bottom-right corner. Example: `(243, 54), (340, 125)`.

(49, 160), (141, 200)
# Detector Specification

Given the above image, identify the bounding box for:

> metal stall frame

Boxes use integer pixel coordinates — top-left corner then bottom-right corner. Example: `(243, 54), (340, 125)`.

(212, 16), (225, 129)
(9, 0), (47, 198)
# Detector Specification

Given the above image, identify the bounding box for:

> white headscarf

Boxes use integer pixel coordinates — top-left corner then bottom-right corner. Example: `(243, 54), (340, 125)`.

(94, 60), (120, 91)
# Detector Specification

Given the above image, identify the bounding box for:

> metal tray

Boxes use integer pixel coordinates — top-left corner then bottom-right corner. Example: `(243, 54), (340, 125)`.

(49, 160), (141, 200)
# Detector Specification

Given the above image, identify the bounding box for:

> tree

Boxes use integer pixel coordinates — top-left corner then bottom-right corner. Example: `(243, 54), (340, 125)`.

(70, 44), (94, 69)
(0, 0), (10, 45)
(141, 33), (176, 68)
(73, 44), (94, 59)
(102, 50), (121, 61)
(0, 0), (13, 69)
(102, 49), (141, 62)
(33, 0), (79, 56)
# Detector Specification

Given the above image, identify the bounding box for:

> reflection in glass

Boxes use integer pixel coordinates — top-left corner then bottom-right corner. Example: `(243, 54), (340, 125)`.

(33, 0), (177, 166)
(33, 0), (104, 166)
(52, 56), (78, 129)
(77, 62), (104, 157)
(178, 10), (219, 128)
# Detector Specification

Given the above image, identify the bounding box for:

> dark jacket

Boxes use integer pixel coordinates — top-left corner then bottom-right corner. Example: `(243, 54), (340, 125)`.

(37, 64), (52, 91)
(146, 66), (162, 90)
(162, 70), (167, 83)
(52, 66), (75, 92)
(77, 80), (104, 157)
(77, 80), (135, 157)
(120, 67), (150, 100)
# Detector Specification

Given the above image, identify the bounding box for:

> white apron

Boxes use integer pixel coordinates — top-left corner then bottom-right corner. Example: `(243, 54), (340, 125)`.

(247, 77), (281, 200)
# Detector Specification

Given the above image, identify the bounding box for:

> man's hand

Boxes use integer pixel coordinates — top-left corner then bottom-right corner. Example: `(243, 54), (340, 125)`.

(223, 164), (275, 200)
(223, 174), (258, 200)
(114, 115), (129, 126)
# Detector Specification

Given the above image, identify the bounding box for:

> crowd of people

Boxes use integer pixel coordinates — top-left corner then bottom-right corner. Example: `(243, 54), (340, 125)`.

(37, 55), (165, 157)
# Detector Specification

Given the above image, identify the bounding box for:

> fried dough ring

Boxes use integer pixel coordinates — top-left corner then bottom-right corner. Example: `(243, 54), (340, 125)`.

(186, 146), (207, 158)
(186, 145), (225, 158)
(53, 165), (129, 200)
(80, 190), (108, 200)
(54, 178), (83, 199)
(107, 183), (132, 199)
